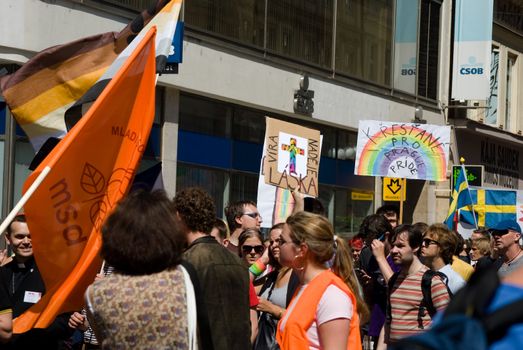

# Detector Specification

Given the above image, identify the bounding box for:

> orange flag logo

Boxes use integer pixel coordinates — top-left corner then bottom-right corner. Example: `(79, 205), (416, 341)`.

(14, 27), (158, 332)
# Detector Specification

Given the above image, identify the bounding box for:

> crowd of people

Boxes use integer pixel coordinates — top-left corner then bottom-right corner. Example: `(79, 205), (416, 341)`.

(0, 188), (522, 349)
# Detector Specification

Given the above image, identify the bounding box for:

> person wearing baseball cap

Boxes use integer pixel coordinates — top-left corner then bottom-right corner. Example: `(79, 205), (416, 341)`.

(489, 219), (523, 277)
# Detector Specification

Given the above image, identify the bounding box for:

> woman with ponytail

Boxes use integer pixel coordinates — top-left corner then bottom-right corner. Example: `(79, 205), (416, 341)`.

(276, 211), (367, 350)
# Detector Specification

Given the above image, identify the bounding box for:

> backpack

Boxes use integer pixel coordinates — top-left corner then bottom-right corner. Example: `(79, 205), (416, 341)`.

(389, 265), (523, 350)
(388, 269), (452, 329)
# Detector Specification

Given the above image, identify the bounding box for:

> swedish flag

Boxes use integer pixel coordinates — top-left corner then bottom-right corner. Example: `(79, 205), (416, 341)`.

(459, 189), (517, 228)
(445, 165), (474, 229)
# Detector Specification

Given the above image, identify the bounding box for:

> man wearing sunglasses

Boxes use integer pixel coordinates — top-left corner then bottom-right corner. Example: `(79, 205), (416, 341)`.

(420, 224), (465, 294)
(224, 200), (263, 255)
(385, 224), (450, 345)
(489, 219), (523, 277)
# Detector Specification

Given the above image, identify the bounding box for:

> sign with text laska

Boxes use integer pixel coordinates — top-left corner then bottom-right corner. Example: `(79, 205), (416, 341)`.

(354, 120), (451, 181)
(263, 117), (321, 196)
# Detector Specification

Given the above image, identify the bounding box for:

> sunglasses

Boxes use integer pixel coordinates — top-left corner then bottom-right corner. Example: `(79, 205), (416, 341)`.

(491, 229), (510, 237)
(243, 212), (262, 220)
(422, 238), (439, 247)
(242, 245), (264, 254)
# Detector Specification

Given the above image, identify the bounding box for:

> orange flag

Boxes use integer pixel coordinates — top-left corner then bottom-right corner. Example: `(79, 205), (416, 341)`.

(14, 26), (157, 333)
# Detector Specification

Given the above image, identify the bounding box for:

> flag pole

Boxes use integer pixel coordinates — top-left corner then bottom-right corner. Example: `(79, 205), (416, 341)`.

(0, 166), (51, 234)
(399, 178), (405, 224)
(460, 158), (478, 229)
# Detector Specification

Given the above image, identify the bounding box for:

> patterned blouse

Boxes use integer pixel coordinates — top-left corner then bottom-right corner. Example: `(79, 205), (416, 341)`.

(86, 266), (189, 349)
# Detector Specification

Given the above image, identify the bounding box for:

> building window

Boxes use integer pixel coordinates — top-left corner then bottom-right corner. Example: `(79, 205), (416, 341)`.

(232, 108), (265, 144)
(335, 0), (393, 86)
(481, 45), (520, 133)
(417, 0), (440, 99)
(486, 48), (500, 125)
(266, 0), (333, 68)
(229, 172), (259, 203)
(504, 53), (516, 130)
(176, 164), (228, 217)
(179, 94), (231, 138)
(334, 188), (374, 235)
(184, 0), (265, 47)
(494, 0), (523, 36)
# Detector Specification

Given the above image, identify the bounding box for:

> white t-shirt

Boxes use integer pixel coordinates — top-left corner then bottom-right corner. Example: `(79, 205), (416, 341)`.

(439, 264), (466, 294)
(280, 284), (353, 349)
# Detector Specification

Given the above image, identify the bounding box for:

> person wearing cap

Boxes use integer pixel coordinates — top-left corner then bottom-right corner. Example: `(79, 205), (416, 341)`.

(489, 219), (523, 277)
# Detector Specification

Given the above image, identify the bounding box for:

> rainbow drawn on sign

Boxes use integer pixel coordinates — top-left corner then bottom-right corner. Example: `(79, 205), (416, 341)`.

(356, 124), (448, 181)
(273, 187), (294, 224)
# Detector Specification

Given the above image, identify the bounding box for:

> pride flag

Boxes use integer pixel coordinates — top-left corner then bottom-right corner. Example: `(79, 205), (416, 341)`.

(65, 0), (182, 130)
(13, 26), (157, 333)
(0, 0), (178, 151)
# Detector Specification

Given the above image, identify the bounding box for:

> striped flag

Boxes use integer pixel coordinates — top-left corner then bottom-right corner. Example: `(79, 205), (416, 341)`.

(14, 26), (158, 333)
(65, 0), (182, 130)
(445, 165), (475, 229)
(0, 0), (179, 151)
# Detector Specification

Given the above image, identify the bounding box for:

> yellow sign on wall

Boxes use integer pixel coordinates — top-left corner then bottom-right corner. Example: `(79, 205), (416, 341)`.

(351, 192), (374, 201)
(383, 177), (406, 201)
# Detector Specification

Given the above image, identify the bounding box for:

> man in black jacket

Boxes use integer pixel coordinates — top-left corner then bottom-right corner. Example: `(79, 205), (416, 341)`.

(0, 214), (72, 348)
(173, 188), (251, 350)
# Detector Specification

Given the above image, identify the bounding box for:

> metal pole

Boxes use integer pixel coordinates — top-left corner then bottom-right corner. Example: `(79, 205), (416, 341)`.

(2, 105), (15, 225)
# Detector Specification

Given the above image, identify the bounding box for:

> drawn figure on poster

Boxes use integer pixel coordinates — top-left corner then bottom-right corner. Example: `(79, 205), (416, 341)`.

(281, 137), (304, 175)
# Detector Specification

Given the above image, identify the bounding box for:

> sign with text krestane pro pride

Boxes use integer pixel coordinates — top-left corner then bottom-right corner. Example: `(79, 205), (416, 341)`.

(354, 120), (451, 181)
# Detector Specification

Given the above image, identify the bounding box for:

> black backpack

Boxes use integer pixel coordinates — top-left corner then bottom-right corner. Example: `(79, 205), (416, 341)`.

(389, 265), (523, 350)
(388, 269), (452, 329)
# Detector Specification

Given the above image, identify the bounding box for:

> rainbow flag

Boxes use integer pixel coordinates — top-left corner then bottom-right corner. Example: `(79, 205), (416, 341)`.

(0, 0), (177, 151)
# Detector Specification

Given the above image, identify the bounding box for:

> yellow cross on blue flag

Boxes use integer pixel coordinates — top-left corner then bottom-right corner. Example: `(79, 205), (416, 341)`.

(445, 165), (474, 229)
(459, 188), (518, 228)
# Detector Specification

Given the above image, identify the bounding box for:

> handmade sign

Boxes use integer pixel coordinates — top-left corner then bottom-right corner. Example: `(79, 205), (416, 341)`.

(354, 120), (451, 181)
(263, 117), (321, 197)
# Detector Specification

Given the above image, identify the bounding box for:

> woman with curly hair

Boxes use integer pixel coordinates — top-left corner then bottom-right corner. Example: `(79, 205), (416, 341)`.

(85, 190), (197, 349)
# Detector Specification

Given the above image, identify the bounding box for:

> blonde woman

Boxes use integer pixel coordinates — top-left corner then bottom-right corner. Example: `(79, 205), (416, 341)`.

(470, 237), (491, 266)
(276, 212), (367, 350)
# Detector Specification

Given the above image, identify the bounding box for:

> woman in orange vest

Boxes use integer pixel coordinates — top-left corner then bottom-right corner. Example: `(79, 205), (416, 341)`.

(276, 211), (367, 350)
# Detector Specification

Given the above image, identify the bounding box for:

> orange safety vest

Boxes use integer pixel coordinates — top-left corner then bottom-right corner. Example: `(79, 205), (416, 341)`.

(276, 269), (362, 350)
